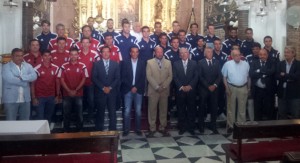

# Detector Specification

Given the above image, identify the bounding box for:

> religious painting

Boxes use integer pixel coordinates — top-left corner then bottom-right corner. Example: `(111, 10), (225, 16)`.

(117, 0), (140, 27)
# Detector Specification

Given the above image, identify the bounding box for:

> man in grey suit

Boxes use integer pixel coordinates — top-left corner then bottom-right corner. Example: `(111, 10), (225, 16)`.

(173, 48), (198, 135)
(146, 46), (172, 137)
(92, 46), (120, 131)
(2, 48), (37, 120)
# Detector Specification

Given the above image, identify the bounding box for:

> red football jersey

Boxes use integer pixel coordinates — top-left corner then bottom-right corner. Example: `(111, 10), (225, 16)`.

(48, 37), (74, 51)
(51, 50), (70, 68)
(99, 44), (122, 63)
(75, 38), (101, 52)
(23, 52), (42, 67)
(78, 50), (100, 86)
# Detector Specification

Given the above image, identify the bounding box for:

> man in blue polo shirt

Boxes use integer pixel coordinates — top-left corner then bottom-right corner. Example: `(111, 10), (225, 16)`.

(150, 22), (164, 45)
(138, 26), (156, 61)
(114, 19), (138, 61)
(178, 29), (192, 52)
(167, 20), (180, 41)
(186, 23), (203, 49)
(240, 28), (255, 57)
(191, 37), (205, 63)
(204, 24), (219, 49)
(164, 37), (180, 64)
(156, 33), (171, 54)
(36, 20), (57, 52)
(263, 35), (280, 63)
(79, 17), (102, 41)
(222, 28), (242, 56)
(100, 18), (120, 44)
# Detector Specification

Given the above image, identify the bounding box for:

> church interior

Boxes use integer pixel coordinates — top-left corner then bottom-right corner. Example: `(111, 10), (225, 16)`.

(1, 0), (300, 163)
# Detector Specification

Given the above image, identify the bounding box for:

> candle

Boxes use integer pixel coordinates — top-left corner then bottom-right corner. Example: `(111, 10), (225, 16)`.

(192, 0), (194, 8)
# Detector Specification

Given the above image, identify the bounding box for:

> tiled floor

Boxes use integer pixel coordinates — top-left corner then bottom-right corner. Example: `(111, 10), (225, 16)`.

(117, 128), (280, 163)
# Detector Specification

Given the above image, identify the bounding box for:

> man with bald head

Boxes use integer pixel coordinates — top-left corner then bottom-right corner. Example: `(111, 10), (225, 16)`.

(173, 48), (198, 135)
(146, 46), (172, 137)
(249, 49), (276, 120)
(222, 49), (250, 133)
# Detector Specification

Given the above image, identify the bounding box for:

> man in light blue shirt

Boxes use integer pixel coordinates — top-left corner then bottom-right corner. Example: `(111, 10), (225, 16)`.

(222, 49), (250, 133)
(2, 48), (37, 120)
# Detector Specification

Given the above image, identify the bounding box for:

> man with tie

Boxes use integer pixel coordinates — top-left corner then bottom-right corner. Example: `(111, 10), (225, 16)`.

(146, 46), (172, 137)
(222, 49), (250, 133)
(173, 48), (198, 135)
(250, 49), (276, 120)
(92, 46), (120, 131)
(121, 46), (146, 136)
(198, 47), (222, 134)
(276, 46), (300, 119)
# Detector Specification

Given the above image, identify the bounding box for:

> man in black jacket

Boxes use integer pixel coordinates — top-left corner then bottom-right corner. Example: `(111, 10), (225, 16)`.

(276, 46), (300, 119)
(198, 47), (222, 134)
(249, 49), (276, 120)
(173, 48), (198, 135)
(121, 46), (146, 136)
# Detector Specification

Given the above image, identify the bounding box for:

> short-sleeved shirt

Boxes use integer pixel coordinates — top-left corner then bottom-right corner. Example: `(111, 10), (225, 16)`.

(191, 47), (205, 63)
(57, 62), (89, 96)
(137, 38), (156, 61)
(75, 38), (101, 52)
(114, 32), (138, 61)
(23, 52), (43, 67)
(240, 39), (255, 57)
(222, 60), (250, 86)
(78, 50), (99, 86)
(51, 50), (70, 68)
(100, 30), (120, 44)
(79, 29), (102, 41)
(48, 37), (74, 51)
(222, 38), (242, 56)
(36, 32), (57, 52)
(34, 63), (59, 97)
(164, 49), (180, 65)
(99, 44), (122, 63)
(186, 33), (204, 49)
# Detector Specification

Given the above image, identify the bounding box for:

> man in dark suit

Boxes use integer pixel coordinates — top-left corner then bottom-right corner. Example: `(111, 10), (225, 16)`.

(121, 46), (146, 136)
(173, 47), (198, 135)
(198, 47), (222, 134)
(92, 46), (120, 131)
(249, 49), (276, 120)
(276, 46), (300, 119)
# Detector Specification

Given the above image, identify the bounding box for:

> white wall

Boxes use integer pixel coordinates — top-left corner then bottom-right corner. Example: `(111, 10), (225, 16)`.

(0, 0), (23, 54)
(248, 0), (287, 59)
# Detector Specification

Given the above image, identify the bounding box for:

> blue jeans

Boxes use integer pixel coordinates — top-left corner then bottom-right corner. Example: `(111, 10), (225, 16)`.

(36, 96), (55, 123)
(4, 102), (30, 120)
(278, 98), (300, 119)
(123, 91), (143, 132)
(63, 96), (83, 131)
(83, 85), (95, 120)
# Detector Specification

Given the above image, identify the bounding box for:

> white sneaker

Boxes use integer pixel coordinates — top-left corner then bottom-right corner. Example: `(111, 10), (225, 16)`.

(218, 113), (227, 121)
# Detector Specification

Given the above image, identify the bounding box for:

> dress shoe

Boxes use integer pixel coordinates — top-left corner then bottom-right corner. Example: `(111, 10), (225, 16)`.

(136, 130), (143, 136)
(178, 130), (185, 135)
(160, 130), (170, 137)
(147, 131), (155, 137)
(122, 131), (129, 137)
(189, 130), (195, 135)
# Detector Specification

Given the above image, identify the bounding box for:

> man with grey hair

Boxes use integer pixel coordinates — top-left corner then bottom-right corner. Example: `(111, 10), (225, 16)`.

(48, 23), (74, 51)
(276, 46), (300, 119)
(146, 46), (172, 137)
(222, 49), (250, 133)
(130, 22), (142, 42)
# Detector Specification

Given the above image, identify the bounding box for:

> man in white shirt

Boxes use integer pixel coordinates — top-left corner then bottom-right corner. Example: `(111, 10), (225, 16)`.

(222, 49), (250, 133)
(130, 22), (142, 42)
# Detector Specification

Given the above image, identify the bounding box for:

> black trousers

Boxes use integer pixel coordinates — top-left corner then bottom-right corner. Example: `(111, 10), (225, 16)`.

(95, 92), (117, 131)
(199, 89), (218, 129)
(176, 90), (196, 132)
(253, 86), (275, 120)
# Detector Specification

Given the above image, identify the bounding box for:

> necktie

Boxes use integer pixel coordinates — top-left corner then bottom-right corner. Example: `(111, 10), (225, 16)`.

(104, 60), (109, 75)
(158, 60), (162, 69)
(261, 61), (266, 67)
(208, 60), (212, 67)
(184, 61), (187, 75)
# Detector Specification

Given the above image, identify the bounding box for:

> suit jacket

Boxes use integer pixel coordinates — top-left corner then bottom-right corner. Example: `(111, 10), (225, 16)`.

(2, 61), (37, 103)
(146, 57), (172, 97)
(92, 60), (120, 95)
(198, 59), (222, 91)
(173, 59), (198, 92)
(276, 59), (300, 99)
(121, 59), (146, 95)
(249, 59), (276, 93)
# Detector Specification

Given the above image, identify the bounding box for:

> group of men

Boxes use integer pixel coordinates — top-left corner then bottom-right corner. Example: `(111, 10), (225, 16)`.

(2, 17), (300, 136)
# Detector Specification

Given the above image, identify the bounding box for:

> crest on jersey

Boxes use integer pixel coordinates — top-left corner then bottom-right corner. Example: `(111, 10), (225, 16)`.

(77, 68), (79, 72)
(90, 57), (92, 62)
(41, 71), (45, 74)
(51, 71), (54, 75)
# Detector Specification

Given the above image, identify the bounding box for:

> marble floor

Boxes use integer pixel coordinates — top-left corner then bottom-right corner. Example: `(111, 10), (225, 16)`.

(117, 128), (280, 163)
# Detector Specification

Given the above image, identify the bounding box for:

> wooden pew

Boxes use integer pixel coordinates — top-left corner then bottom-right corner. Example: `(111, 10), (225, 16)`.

(222, 119), (300, 163)
(0, 131), (119, 163)
(282, 151), (300, 163)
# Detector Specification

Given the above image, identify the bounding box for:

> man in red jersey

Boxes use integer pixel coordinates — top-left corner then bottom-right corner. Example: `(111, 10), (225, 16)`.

(58, 47), (88, 132)
(75, 25), (101, 52)
(51, 37), (70, 67)
(23, 39), (42, 67)
(48, 23), (74, 51)
(99, 34), (122, 63)
(31, 50), (60, 123)
(78, 37), (99, 123)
